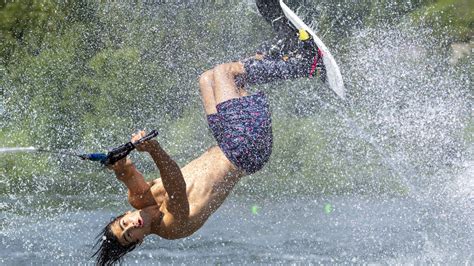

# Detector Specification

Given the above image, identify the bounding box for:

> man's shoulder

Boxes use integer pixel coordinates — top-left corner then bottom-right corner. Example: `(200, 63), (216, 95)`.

(156, 203), (196, 240)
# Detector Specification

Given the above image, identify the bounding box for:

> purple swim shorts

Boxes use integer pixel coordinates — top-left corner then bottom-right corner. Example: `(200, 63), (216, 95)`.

(207, 92), (273, 174)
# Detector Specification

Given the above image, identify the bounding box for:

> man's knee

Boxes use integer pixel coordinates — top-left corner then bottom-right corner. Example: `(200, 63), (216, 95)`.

(213, 62), (244, 77)
(199, 69), (214, 87)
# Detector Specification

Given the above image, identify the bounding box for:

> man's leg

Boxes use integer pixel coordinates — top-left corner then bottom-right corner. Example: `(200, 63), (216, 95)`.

(237, 29), (326, 87)
(199, 62), (249, 115)
(199, 69), (218, 115)
(201, 61), (273, 175)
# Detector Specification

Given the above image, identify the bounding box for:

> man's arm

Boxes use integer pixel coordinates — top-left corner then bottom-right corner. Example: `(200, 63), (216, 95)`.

(133, 132), (190, 220)
(110, 158), (156, 209)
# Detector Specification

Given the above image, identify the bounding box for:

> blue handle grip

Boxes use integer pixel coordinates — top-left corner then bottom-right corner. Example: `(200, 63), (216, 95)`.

(81, 153), (108, 162)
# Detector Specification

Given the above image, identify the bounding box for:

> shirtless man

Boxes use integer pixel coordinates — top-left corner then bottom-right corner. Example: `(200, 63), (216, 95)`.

(92, 61), (273, 265)
(92, 24), (323, 265)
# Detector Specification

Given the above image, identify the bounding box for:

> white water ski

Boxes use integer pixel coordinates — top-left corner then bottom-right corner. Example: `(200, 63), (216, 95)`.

(279, 0), (345, 99)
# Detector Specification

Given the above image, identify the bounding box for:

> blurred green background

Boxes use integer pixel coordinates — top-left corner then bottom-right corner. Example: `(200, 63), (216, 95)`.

(1, 0), (472, 198)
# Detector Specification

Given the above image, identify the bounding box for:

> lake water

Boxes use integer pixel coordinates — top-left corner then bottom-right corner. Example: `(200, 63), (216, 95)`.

(1, 194), (471, 265)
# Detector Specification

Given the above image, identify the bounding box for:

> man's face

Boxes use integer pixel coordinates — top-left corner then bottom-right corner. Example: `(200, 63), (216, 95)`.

(110, 210), (150, 246)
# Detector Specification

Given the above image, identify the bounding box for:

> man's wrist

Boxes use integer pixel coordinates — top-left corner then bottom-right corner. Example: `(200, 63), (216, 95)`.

(144, 141), (161, 153)
(113, 162), (135, 175)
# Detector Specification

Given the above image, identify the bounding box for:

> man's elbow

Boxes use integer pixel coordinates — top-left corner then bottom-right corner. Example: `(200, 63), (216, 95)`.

(128, 194), (153, 210)
(128, 195), (143, 209)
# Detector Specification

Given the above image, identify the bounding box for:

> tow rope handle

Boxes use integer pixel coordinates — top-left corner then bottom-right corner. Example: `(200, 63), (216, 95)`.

(80, 130), (159, 166)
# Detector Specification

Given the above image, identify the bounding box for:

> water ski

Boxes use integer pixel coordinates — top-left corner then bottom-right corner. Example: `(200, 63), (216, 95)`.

(256, 0), (345, 99)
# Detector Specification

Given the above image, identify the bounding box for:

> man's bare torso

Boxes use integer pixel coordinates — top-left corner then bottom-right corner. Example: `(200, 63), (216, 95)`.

(149, 146), (244, 238)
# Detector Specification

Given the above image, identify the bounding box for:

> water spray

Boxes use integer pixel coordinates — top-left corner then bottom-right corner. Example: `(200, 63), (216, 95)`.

(0, 130), (159, 166)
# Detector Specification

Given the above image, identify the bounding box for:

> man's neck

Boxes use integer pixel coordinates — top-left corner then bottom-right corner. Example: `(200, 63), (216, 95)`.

(141, 205), (162, 234)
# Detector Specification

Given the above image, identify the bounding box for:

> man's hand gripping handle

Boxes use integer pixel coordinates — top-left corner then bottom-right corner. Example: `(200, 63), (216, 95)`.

(103, 130), (159, 166)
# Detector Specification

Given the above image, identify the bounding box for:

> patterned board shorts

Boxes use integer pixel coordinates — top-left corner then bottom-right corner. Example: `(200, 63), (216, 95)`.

(207, 92), (273, 174)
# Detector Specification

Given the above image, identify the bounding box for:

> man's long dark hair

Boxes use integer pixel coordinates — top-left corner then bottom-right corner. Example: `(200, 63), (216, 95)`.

(92, 214), (140, 266)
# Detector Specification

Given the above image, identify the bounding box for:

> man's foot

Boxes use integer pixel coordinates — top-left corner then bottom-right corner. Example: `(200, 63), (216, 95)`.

(268, 29), (327, 81)
(242, 29), (327, 86)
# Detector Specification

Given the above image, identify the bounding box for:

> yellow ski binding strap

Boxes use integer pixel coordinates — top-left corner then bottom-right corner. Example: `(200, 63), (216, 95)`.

(298, 29), (310, 41)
